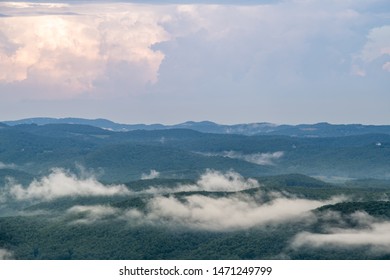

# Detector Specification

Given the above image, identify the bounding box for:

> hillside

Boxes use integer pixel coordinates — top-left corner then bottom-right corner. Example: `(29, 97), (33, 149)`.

(0, 123), (389, 183)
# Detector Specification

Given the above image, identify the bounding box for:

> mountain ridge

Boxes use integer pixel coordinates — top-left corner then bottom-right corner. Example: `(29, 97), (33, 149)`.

(3, 117), (390, 137)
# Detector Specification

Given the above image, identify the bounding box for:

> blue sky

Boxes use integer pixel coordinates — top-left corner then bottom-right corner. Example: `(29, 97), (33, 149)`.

(0, 0), (389, 124)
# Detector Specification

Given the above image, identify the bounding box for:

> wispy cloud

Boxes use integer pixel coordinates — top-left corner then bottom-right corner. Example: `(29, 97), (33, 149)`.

(140, 169), (260, 194)
(66, 194), (343, 231)
(134, 194), (339, 231)
(0, 161), (17, 169)
(63, 169), (344, 231)
(7, 168), (130, 201)
(204, 151), (284, 165)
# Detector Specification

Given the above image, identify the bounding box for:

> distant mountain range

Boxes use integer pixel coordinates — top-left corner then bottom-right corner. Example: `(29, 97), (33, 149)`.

(2, 117), (390, 137)
(1, 119), (390, 182)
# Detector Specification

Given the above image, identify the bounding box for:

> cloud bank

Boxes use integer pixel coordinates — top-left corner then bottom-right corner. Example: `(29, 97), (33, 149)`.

(66, 194), (343, 231)
(136, 194), (333, 231)
(2, 168), (346, 231)
(7, 168), (130, 201)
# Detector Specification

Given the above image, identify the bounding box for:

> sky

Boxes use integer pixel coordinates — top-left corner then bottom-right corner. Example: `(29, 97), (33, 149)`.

(0, 0), (389, 125)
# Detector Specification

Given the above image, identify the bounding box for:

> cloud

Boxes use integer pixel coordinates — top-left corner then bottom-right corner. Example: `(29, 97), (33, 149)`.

(359, 26), (390, 63)
(7, 168), (130, 201)
(213, 151), (284, 165)
(154, 2), (367, 86)
(0, 161), (17, 169)
(76, 194), (343, 231)
(0, 3), (170, 97)
(354, 25), (390, 75)
(0, 1), (389, 124)
(196, 169), (259, 191)
(292, 222), (390, 252)
(42, 169), (346, 231)
(0, 248), (13, 260)
(141, 169), (160, 180)
(140, 169), (260, 194)
(138, 194), (334, 231)
(291, 211), (390, 253)
(0, 1), (384, 98)
(0, 2), (69, 9)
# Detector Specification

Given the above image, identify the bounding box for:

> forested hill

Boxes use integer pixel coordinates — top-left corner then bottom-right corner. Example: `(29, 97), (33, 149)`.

(0, 122), (389, 182)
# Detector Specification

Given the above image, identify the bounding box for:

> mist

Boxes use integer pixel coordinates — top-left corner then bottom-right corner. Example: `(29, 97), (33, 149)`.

(221, 151), (284, 165)
(291, 211), (390, 254)
(200, 151), (284, 165)
(65, 193), (344, 231)
(140, 169), (260, 194)
(62, 169), (345, 231)
(6, 168), (130, 201)
(132, 194), (338, 231)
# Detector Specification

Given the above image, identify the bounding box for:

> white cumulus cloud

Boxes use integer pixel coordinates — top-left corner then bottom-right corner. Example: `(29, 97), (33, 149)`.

(0, 3), (170, 97)
(359, 25), (390, 63)
(354, 25), (390, 75)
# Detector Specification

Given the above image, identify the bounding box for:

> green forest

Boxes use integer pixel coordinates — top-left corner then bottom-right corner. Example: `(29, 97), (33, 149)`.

(1, 121), (390, 259)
